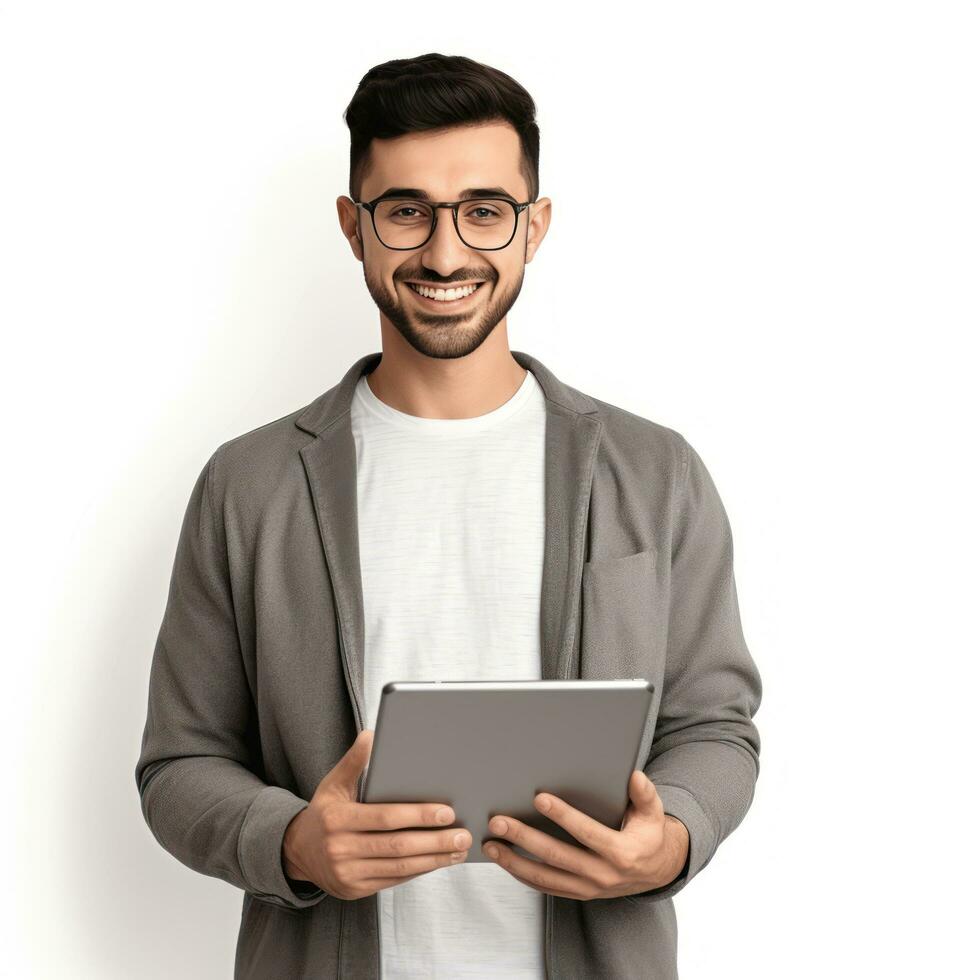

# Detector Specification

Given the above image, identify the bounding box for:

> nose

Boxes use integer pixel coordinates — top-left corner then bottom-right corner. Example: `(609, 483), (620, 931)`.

(418, 206), (472, 276)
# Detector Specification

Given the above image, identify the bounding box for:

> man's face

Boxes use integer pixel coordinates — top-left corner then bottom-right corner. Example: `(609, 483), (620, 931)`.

(338, 121), (551, 360)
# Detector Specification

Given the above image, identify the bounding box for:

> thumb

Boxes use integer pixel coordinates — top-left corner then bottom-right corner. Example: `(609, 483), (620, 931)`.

(321, 729), (374, 797)
(627, 769), (661, 818)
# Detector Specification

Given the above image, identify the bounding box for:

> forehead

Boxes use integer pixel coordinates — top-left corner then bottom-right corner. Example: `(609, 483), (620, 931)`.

(361, 120), (527, 200)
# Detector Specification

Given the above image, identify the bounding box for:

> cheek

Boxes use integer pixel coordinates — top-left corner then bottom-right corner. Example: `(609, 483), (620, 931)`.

(484, 267), (514, 294)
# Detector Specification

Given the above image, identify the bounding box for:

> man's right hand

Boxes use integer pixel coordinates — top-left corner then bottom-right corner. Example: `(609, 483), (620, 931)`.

(282, 729), (471, 900)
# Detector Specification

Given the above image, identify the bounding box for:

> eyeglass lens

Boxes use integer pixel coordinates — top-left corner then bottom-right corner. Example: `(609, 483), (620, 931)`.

(373, 199), (516, 249)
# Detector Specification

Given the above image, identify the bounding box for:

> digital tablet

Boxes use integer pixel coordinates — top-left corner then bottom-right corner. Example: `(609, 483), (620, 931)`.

(360, 679), (656, 864)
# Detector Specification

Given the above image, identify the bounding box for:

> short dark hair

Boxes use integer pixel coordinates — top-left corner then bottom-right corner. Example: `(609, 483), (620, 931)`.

(343, 53), (540, 203)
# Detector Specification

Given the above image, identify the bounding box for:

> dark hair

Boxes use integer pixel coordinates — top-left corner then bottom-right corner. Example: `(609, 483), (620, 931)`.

(343, 53), (540, 203)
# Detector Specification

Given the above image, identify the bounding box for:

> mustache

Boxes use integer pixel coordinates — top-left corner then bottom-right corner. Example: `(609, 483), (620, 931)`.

(399, 274), (495, 286)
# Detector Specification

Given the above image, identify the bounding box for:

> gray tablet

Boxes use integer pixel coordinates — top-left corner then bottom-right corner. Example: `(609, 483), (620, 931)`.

(361, 679), (656, 864)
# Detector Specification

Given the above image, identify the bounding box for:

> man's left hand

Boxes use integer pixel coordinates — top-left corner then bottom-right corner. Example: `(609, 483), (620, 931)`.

(481, 770), (690, 900)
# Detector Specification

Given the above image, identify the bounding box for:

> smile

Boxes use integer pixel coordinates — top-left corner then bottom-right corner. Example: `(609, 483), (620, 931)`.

(405, 281), (486, 306)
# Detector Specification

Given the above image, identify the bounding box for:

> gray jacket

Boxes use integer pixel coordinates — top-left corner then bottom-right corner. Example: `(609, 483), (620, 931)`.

(135, 350), (763, 979)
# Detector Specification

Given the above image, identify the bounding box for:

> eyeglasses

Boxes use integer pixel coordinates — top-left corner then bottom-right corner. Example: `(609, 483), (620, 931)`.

(352, 194), (533, 251)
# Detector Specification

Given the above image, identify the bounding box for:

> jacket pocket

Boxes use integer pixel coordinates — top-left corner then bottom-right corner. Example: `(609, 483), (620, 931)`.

(580, 548), (668, 681)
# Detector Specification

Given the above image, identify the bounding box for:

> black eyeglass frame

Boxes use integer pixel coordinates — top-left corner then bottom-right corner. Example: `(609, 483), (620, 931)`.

(351, 194), (534, 251)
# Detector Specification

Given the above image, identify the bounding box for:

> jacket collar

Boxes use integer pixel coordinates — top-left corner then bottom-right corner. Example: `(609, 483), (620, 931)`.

(296, 350), (602, 735)
(294, 349), (598, 436)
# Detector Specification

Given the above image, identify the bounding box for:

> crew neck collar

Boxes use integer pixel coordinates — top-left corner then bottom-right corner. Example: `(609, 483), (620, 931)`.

(295, 350), (598, 437)
(353, 368), (538, 433)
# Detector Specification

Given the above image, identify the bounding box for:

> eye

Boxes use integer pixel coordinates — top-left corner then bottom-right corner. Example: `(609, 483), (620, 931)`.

(464, 204), (505, 221)
(379, 200), (432, 222)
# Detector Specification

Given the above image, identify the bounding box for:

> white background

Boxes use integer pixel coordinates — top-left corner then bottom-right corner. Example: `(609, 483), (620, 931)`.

(2, 1), (977, 977)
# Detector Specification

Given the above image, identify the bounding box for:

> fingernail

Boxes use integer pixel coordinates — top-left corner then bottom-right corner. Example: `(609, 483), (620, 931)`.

(489, 817), (507, 834)
(485, 844), (500, 859)
(454, 832), (468, 849)
(436, 807), (453, 823)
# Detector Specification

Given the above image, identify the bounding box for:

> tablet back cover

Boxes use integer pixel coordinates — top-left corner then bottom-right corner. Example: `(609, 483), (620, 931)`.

(361, 679), (655, 863)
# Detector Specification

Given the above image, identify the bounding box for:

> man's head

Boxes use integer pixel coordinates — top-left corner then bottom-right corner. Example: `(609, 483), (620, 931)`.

(337, 54), (551, 360)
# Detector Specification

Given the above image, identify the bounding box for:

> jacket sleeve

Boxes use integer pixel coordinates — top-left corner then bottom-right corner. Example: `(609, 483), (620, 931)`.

(134, 451), (328, 911)
(630, 435), (763, 902)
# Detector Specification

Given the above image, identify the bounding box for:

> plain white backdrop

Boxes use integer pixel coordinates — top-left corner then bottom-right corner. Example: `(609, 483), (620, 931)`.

(2, 1), (977, 977)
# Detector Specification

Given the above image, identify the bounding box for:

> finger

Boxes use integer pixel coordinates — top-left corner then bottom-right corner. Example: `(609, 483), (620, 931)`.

(627, 770), (665, 818)
(357, 866), (451, 894)
(531, 793), (621, 860)
(506, 870), (585, 901)
(350, 848), (467, 880)
(337, 827), (472, 859)
(485, 815), (608, 882)
(324, 730), (374, 795)
(349, 862), (459, 897)
(343, 801), (457, 832)
(355, 873), (429, 894)
(483, 841), (593, 900)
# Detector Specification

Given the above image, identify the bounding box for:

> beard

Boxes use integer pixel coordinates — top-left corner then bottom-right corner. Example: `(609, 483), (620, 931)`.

(361, 242), (527, 360)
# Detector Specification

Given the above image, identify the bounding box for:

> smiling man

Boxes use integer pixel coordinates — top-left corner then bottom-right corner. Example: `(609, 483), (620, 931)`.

(135, 53), (763, 980)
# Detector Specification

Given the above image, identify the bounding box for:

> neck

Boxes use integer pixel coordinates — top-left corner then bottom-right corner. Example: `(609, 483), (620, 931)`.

(367, 325), (528, 420)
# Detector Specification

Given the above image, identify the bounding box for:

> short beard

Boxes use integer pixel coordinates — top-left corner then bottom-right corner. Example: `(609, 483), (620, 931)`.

(361, 242), (527, 360)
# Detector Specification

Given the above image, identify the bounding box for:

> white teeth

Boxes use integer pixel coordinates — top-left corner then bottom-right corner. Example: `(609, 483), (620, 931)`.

(408, 282), (481, 301)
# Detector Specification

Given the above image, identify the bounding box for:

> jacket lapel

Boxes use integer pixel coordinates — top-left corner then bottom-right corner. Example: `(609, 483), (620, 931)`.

(527, 357), (603, 681)
(295, 350), (602, 730)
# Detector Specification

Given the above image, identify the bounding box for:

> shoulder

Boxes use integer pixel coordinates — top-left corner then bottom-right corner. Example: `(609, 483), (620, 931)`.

(203, 402), (317, 512)
(585, 391), (691, 487)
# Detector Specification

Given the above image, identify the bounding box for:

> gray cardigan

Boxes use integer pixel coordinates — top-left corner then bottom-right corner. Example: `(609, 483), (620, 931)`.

(135, 350), (763, 979)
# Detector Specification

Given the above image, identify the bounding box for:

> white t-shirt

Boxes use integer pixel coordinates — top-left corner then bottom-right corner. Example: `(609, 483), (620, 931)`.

(351, 367), (548, 979)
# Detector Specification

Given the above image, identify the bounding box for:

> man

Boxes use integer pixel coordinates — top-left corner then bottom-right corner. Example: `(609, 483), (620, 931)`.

(135, 53), (763, 979)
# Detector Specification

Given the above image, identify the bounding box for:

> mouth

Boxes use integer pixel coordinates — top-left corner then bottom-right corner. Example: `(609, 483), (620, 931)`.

(403, 280), (487, 309)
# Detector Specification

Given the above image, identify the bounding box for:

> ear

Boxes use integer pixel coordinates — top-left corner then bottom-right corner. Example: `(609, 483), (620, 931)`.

(337, 196), (364, 261)
(524, 197), (552, 264)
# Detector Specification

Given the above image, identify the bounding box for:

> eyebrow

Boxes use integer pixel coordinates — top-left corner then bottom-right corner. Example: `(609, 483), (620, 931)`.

(375, 186), (519, 202)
